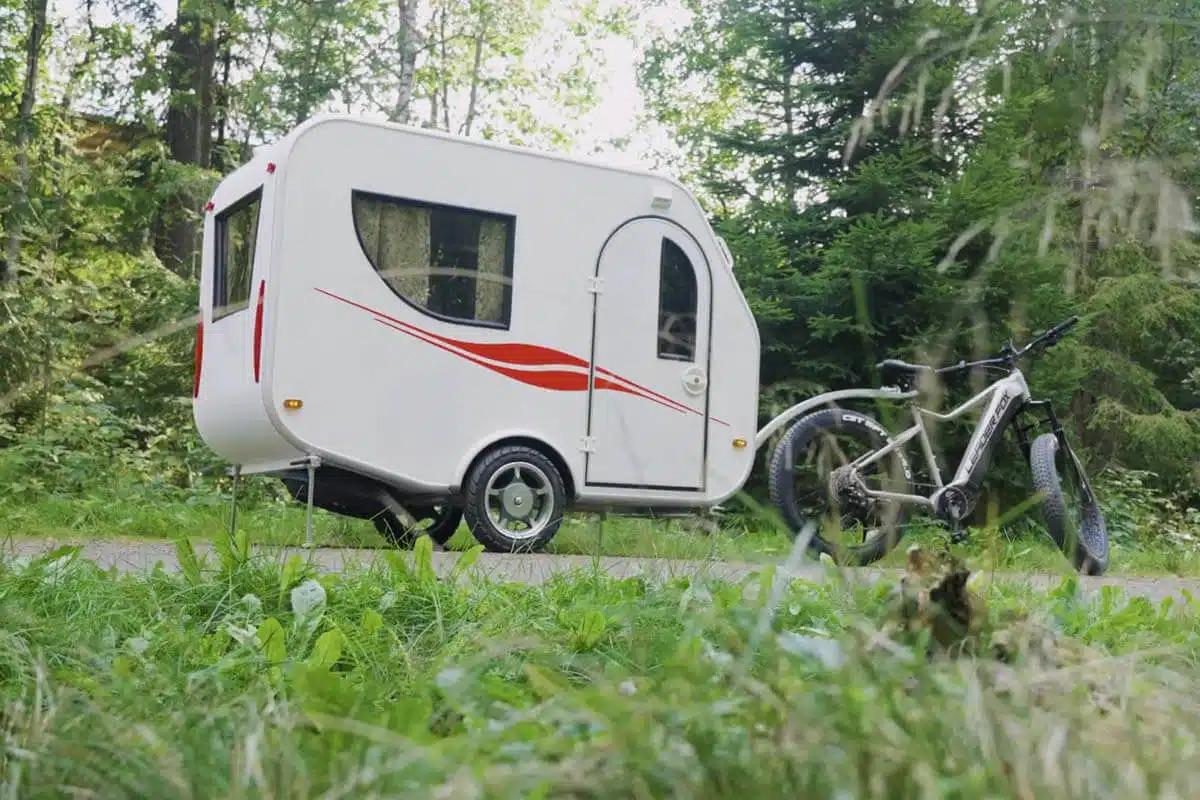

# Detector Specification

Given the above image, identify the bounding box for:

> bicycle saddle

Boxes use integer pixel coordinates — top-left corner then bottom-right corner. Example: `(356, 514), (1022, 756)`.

(877, 358), (933, 386)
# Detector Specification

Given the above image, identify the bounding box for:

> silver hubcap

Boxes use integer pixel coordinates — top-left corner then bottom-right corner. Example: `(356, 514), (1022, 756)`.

(485, 462), (554, 540)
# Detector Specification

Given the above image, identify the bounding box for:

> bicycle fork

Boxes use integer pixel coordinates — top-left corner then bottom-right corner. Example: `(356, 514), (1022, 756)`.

(1011, 399), (1063, 462)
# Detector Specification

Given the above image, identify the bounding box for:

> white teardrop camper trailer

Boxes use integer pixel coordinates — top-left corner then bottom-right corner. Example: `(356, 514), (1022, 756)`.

(193, 115), (761, 551)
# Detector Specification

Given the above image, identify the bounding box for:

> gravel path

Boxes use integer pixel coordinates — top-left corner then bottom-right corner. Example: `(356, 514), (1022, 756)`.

(4, 538), (1198, 604)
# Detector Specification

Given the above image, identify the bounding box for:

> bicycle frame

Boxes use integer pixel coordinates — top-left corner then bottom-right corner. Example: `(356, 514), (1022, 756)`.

(849, 370), (1032, 509)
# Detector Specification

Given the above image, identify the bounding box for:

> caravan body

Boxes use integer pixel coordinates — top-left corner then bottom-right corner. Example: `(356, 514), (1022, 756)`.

(193, 115), (760, 526)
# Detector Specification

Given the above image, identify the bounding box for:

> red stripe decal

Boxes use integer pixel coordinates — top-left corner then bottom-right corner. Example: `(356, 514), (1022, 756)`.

(320, 288), (725, 424)
(317, 288), (586, 368)
(594, 366), (696, 416)
(375, 318), (590, 391)
(192, 320), (204, 398)
(252, 280), (266, 383)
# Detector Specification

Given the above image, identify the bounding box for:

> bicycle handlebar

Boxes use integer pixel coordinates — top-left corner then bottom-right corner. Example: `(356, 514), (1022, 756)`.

(927, 316), (1080, 375)
(1027, 314), (1075, 347)
(1021, 315), (1078, 354)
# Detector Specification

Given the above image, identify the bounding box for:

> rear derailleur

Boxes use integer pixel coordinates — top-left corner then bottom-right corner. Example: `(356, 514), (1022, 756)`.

(829, 467), (880, 530)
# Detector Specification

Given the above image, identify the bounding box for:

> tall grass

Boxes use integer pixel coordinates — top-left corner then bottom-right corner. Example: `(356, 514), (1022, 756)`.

(1, 543), (1199, 797)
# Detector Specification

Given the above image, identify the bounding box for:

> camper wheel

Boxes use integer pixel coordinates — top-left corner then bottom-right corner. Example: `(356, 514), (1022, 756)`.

(463, 445), (566, 552)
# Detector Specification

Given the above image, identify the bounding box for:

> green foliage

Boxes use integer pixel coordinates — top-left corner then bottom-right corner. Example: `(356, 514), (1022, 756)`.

(0, 552), (1198, 795)
(1097, 468), (1200, 547)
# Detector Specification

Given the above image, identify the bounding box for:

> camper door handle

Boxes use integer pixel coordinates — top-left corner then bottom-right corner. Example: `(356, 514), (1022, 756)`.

(682, 366), (707, 395)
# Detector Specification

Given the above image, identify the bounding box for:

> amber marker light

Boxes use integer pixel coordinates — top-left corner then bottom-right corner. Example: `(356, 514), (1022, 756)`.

(732, 438), (748, 449)
(283, 399), (303, 410)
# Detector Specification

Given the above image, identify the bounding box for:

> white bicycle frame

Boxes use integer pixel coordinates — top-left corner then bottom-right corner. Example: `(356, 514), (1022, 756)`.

(756, 370), (1032, 510)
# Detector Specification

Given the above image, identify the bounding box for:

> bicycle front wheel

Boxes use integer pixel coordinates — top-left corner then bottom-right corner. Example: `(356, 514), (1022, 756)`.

(1029, 433), (1109, 575)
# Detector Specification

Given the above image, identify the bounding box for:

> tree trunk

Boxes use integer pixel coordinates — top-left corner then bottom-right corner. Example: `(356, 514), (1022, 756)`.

(294, 24), (332, 126)
(2, 0), (49, 284)
(213, 23), (234, 171)
(461, 8), (488, 137)
(155, 0), (222, 278)
(60, 0), (96, 113)
(391, 0), (420, 123)
(780, 69), (798, 214)
(439, 5), (450, 131)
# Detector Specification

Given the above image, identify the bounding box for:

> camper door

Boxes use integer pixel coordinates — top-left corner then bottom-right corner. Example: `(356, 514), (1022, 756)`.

(586, 218), (712, 491)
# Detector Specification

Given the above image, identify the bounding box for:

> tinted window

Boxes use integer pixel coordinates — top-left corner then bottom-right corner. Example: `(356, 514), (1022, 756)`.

(213, 189), (261, 320)
(352, 191), (514, 327)
(658, 238), (697, 360)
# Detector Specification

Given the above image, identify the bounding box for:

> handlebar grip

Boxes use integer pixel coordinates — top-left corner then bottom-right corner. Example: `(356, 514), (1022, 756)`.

(935, 359), (968, 375)
(1049, 316), (1079, 337)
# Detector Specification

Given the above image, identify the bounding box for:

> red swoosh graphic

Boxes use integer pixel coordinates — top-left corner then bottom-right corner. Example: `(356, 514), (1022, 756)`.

(378, 317), (589, 389)
(318, 288), (729, 426)
(375, 318), (681, 413)
(317, 288), (586, 368)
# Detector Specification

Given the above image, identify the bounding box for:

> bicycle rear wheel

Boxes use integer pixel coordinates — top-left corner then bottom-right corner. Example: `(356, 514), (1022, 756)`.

(1029, 433), (1109, 575)
(768, 409), (912, 565)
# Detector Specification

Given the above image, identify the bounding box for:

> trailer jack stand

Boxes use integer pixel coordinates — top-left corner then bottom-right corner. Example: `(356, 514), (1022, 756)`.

(594, 512), (607, 556)
(303, 455), (322, 549)
(228, 465), (241, 536)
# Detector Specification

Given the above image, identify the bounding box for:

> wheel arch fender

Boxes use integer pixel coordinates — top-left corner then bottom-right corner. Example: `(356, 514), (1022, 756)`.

(453, 431), (578, 500)
(755, 387), (918, 452)
(772, 407), (913, 485)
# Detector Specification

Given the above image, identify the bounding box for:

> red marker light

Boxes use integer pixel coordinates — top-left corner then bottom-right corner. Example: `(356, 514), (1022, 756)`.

(266, 162), (276, 174)
(193, 320), (204, 398)
(204, 201), (214, 212)
(253, 281), (266, 382)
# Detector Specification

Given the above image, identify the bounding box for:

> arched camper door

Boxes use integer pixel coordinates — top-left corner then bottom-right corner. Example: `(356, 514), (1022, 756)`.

(586, 218), (712, 491)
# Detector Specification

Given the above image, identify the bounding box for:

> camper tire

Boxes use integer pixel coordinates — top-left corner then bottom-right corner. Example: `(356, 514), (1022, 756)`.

(463, 445), (566, 552)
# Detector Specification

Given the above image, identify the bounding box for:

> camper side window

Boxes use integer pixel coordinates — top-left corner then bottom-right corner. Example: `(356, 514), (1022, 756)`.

(213, 189), (261, 321)
(352, 191), (514, 328)
(658, 238), (697, 361)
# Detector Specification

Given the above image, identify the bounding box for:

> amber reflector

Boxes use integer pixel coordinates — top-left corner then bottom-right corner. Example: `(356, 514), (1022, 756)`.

(283, 399), (303, 410)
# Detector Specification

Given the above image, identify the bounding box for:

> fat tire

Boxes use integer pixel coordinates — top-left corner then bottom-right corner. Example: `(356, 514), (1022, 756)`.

(768, 408), (911, 565)
(463, 445), (566, 553)
(1030, 433), (1109, 575)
